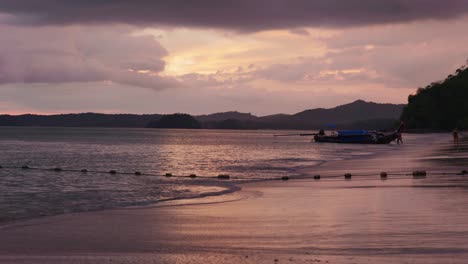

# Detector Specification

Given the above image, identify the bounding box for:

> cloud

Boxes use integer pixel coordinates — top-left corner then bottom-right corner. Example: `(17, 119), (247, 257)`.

(320, 19), (468, 88)
(238, 15), (468, 89)
(1, 2), (468, 115)
(0, 80), (377, 116)
(1, 1), (468, 31)
(288, 28), (310, 36)
(0, 25), (179, 89)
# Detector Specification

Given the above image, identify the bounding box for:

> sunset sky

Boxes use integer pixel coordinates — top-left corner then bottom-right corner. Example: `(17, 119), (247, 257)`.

(1, 1), (468, 115)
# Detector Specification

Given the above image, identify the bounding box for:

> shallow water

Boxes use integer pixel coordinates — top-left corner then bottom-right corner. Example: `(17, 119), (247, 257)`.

(0, 127), (463, 223)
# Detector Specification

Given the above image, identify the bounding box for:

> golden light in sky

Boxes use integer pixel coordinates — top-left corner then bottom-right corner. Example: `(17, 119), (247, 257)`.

(138, 28), (330, 76)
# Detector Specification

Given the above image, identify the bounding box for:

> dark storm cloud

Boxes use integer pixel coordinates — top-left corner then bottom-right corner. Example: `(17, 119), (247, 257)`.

(1, 0), (468, 30)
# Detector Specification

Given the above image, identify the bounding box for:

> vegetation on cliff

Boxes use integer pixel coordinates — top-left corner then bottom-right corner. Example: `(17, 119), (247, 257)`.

(146, 113), (201, 129)
(401, 61), (468, 130)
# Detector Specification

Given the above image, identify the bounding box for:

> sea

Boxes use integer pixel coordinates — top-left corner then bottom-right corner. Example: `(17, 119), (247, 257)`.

(0, 127), (466, 224)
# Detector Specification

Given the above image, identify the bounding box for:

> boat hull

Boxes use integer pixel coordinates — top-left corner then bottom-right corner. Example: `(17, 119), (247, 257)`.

(314, 133), (397, 144)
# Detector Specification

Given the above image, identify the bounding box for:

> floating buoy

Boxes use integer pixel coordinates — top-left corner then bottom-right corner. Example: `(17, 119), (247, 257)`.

(189, 174), (197, 178)
(344, 173), (352, 179)
(217, 174), (230, 179)
(21, 165), (29, 169)
(53, 167), (62, 172)
(134, 171), (142, 176)
(380, 172), (388, 179)
(81, 169), (88, 173)
(109, 170), (117, 174)
(313, 175), (321, 180)
(165, 173), (173, 177)
(281, 176), (289, 181)
(412, 171), (427, 178)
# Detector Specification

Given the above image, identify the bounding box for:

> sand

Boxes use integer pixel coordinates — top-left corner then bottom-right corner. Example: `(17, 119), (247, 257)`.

(2, 176), (468, 264)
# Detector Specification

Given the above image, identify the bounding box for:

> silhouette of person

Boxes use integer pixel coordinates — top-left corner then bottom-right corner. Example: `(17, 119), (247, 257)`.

(396, 121), (405, 144)
(453, 128), (459, 146)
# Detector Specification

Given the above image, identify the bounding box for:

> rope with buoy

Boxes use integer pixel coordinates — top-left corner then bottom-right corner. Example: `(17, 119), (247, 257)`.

(0, 164), (467, 182)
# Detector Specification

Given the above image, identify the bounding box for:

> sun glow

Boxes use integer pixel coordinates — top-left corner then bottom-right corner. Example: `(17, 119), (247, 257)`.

(136, 28), (329, 76)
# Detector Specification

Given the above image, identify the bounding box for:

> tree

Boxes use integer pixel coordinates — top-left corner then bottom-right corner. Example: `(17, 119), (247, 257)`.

(401, 60), (468, 130)
(146, 113), (201, 129)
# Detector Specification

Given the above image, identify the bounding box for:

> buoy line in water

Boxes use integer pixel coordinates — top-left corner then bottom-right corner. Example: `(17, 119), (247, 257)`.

(291, 169), (468, 182)
(0, 165), (234, 180)
(0, 164), (467, 182)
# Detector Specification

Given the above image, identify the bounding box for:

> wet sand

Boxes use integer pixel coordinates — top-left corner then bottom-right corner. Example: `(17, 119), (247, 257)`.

(1, 134), (467, 264)
(2, 177), (468, 264)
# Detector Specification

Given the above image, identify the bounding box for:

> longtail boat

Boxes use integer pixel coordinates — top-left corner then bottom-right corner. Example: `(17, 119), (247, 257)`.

(313, 129), (398, 144)
(274, 123), (404, 144)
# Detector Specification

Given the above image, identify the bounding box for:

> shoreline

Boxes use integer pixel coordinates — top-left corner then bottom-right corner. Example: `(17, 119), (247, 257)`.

(0, 133), (458, 226)
(3, 177), (468, 264)
(2, 134), (467, 263)
(0, 179), (245, 227)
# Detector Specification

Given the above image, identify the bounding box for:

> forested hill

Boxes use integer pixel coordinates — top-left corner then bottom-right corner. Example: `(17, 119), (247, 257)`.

(0, 100), (404, 130)
(0, 113), (161, 127)
(401, 62), (468, 130)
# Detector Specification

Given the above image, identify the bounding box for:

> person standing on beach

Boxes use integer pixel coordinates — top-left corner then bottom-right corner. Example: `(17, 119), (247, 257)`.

(396, 121), (405, 144)
(453, 128), (459, 146)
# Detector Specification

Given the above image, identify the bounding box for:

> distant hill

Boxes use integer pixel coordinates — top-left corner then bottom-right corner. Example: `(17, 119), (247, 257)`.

(0, 100), (404, 130)
(196, 111), (258, 122)
(293, 100), (403, 125)
(269, 100), (403, 129)
(401, 63), (468, 130)
(198, 100), (403, 130)
(0, 113), (161, 127)
(147, 114), (201, 129)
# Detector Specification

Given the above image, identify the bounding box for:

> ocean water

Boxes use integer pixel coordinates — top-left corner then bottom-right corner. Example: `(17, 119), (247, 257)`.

(0, 127), (463, 224)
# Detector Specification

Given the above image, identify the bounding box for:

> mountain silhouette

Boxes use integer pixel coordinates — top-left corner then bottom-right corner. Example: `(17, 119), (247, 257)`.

(0, 100), (404, 130)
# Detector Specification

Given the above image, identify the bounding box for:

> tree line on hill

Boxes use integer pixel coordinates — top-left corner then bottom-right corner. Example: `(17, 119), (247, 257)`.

(401, 61), (468, 130)
(0, 100), (404, 131)
(0, 113), (161, 127)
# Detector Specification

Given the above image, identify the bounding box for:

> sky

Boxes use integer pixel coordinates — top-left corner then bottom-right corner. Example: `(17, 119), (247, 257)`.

(1, 0), (468, 116)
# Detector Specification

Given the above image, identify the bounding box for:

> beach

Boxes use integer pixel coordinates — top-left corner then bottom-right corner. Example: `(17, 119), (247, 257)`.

(1, 132), (468, 263)
(2, 177), (468, 264)
(2, 2), (468, 262)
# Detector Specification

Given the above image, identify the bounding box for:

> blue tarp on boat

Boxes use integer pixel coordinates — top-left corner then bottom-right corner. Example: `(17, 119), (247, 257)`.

(337, 130), (371, 136)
